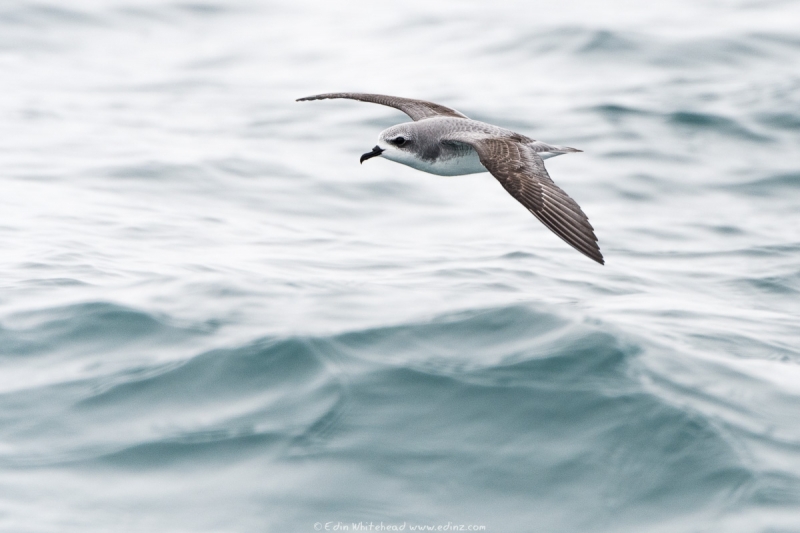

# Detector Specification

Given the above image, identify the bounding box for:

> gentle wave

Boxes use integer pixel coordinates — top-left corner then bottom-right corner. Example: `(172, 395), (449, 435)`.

(2, 305), (747, 506)
(51, 305), (752, 528)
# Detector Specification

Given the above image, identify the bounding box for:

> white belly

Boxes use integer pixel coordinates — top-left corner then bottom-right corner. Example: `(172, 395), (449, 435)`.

(381, 147), (564, 176)
(384, 150), (487, 176)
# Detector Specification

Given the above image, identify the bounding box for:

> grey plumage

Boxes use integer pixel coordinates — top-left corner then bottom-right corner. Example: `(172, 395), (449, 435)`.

(296, 93), (469, 121)
(297, 92), (603, 265)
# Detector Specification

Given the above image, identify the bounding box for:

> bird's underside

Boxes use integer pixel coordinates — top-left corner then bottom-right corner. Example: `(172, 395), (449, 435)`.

(297, 92), (604, 265)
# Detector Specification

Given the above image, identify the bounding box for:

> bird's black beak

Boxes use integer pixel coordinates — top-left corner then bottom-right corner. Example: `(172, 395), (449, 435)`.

(360, 145), (384, 164)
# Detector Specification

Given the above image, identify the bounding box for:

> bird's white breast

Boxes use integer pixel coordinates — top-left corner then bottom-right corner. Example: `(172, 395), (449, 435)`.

(383, 149), (487, 176)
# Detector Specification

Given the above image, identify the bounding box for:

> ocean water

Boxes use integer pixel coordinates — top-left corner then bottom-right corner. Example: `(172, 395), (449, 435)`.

(1, 0), (800, 531)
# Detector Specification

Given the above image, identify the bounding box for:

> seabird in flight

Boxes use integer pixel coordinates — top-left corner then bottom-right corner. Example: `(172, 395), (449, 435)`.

(297, 93), (603, 264)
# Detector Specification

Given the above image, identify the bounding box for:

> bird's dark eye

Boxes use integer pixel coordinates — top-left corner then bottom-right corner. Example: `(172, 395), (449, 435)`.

(394, 137), (407, 146)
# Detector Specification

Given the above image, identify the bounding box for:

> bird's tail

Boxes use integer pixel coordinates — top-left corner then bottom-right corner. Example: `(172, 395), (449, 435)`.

(529, 140), (582, 160)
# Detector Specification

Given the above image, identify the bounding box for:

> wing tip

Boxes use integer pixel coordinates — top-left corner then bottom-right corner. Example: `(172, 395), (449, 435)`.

(578, 245), (604, 265)
(582, 240), (604, 265)
(297, 93), (343, 102)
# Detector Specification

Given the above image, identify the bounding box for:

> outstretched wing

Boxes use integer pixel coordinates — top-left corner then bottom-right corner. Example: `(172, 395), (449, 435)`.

(296, 93), (469, 121)
(445, 133), (604, 264)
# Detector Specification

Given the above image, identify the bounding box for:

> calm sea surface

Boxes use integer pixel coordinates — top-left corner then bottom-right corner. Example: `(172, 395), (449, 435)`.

(1, 1), (800, 531)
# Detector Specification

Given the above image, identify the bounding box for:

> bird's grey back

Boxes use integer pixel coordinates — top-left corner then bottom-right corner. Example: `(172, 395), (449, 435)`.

(406, 117), (580, 160)
(415, 117), (530, 140)
(396, 117), (532, 162)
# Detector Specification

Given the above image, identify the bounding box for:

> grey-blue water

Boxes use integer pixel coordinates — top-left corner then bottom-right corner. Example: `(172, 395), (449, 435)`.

(1, 1), (800, 531)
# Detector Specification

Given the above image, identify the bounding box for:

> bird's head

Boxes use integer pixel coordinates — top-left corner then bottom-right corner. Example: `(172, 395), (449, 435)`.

(360, 124), (417, 165)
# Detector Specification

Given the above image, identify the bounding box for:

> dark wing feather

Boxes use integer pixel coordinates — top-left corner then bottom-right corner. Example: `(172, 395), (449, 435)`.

(296, 93), (468, 121)
(446, 134), (604, 264)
